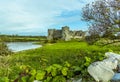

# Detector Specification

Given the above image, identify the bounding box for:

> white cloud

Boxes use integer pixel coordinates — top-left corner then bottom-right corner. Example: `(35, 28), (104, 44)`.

(0, 0), (94, 35)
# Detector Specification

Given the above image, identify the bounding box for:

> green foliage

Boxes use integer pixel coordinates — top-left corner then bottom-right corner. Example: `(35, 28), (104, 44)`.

(114, 19), (120, 24)
(0, 41), (12, 56)
(36, 70), (46, 80)
(0, 34), (46, 42)
(52, 76), (66, 82)
(102, 29), (114, 38)
(1, 41), (120, 81)
(84, 57), (91, 66)
(30, 69), (36, 76)
(85, 34), (100, 44)
(0, 37), (12, 56)
(82, 0), (120, 39)
(61, 67), (68, 76)
(0, 77), (9, 82)
(21, 75), (29, 82)
(14, 62), (84, 82)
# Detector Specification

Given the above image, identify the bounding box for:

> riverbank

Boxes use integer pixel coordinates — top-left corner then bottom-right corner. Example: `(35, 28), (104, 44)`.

(1, 41), (120, 81)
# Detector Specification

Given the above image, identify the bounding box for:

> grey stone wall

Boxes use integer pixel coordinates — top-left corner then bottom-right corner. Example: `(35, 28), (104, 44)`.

(62, 26), (71, 41)
(53, 30), (62, 39)
(47, 26), (85, 41)
(47, 29), (55, 40)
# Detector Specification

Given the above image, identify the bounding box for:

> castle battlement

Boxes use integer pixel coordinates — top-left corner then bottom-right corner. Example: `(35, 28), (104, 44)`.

(47, 26), (85, 41)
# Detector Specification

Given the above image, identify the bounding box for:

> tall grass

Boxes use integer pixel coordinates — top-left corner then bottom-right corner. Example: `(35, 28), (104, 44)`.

(0, 41), (12, 56)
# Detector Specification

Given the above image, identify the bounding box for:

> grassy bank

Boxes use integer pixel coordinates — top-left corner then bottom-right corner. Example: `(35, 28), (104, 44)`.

(0, 35), (46, 42)
(0, 41), (120, 81)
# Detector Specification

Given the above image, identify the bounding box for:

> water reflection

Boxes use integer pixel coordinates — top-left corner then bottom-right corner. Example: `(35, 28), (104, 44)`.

(6, 42), (41, 52)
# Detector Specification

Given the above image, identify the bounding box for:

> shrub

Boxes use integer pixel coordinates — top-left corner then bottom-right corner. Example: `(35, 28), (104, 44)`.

(85, 34), (100, 45)
(0, 40), (12, 56)
(14, 62), (82, 82)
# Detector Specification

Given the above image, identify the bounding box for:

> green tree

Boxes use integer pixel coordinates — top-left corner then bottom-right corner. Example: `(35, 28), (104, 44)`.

(82, 0), (120, 37)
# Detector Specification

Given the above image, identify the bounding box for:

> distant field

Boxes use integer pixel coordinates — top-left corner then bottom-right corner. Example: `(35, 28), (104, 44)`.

(0, 35), (47, 42)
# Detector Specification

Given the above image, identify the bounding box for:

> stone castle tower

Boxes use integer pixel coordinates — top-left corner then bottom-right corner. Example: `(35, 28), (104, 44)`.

(47, 29), (55, 41)
(62, 26), (71, 41)
(47, 26), (85, 41)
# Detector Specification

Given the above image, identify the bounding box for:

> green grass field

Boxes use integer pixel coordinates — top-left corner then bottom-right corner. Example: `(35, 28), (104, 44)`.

(0, 35), (46, 42)
(0, 41), (120, 81)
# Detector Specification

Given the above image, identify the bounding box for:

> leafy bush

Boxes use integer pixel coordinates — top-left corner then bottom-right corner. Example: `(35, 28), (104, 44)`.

(14, 54), (103, 82)
(14, 62), (82, 82)
(85, 34), (100, 45)
(0, 41), (12, 56)
(0, 77), (9, 82)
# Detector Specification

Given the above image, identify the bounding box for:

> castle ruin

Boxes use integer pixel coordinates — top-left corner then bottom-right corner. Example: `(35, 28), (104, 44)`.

(47, 26), (85, 41)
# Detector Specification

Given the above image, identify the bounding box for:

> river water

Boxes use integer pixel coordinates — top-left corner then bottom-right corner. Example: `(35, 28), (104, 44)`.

(6, 42), (41, 52)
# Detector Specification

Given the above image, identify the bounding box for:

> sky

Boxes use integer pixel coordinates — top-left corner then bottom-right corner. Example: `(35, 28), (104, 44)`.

(0, 0), (94, 36)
